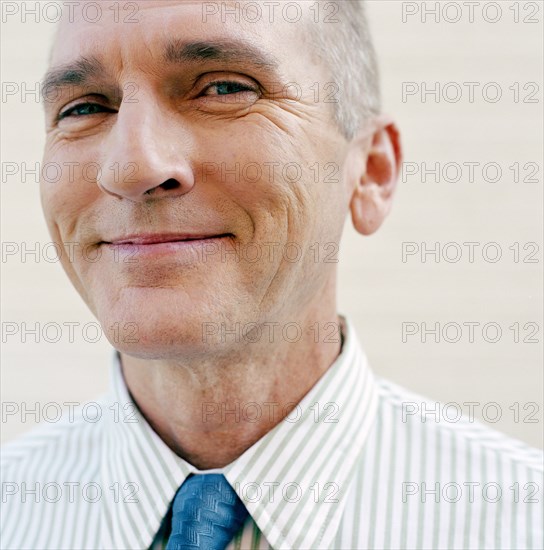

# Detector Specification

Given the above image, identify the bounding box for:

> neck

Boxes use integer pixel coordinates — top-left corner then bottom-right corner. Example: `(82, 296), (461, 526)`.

(120, 308), (343, 469)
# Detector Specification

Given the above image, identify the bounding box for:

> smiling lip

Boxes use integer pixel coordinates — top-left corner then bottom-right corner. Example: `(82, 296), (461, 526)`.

(102, 233), (233, 258)
(105, 233), (232, 245)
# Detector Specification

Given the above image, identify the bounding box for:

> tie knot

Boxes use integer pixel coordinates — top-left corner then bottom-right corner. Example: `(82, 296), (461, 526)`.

(166, 474), (249, 550)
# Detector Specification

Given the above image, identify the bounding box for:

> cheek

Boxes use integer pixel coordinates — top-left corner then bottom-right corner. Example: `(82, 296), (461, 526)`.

(41, 143), (102, 241)
(192, 121), (317, 239)
(40, 143), (107, 306)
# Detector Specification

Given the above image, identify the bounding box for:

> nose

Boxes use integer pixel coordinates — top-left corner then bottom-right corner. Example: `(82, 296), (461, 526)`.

(97, 93), (195, 202)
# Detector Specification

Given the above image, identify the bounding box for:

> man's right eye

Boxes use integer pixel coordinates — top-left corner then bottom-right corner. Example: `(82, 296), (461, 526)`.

(58, 103), (114, 120)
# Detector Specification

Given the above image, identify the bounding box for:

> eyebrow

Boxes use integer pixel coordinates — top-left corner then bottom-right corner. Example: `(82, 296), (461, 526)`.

(42, 56), (104, 100)
(164, 39), (280, 70)
(42, 39), (280, 101)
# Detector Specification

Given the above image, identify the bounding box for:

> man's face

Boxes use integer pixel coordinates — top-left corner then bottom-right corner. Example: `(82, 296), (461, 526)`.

(41, 1), (351, 358)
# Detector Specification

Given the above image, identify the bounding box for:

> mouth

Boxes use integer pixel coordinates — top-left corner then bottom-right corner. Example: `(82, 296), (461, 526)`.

(100, 233), (234, 259)
(104, 233), (234, 246)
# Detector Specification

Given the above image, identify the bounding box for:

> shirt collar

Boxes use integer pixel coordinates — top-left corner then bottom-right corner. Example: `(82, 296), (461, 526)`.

(99, 316), (378, 549)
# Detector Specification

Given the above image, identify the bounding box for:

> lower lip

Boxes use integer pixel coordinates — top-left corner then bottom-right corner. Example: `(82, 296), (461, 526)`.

(103, 236), (231, 260)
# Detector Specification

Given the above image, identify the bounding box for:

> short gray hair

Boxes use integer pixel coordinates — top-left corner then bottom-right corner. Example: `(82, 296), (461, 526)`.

(311, 0), (381, 140)
(50, 1), (380, 141)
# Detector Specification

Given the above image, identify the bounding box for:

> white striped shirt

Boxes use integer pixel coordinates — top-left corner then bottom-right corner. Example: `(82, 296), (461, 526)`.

(1, 317), (542, 549)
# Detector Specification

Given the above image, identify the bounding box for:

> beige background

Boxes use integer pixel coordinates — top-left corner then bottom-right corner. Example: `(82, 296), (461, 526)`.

(1, 1), (543, 447)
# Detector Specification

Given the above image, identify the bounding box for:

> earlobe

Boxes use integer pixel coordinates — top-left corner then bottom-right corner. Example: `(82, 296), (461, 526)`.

(349, 117), (402, 236)
(350, 182), (388, 235)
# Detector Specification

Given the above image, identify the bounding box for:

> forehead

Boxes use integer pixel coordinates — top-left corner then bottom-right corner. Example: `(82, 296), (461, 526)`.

(51, 0), (311, 69)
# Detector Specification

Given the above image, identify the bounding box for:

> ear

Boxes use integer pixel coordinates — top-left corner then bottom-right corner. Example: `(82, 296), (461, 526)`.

(348, 116), (402, 236)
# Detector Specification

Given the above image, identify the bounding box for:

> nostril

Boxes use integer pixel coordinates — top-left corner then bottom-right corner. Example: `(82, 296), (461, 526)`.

(160, 179), (181, 191)
(144, 178), (184, 196)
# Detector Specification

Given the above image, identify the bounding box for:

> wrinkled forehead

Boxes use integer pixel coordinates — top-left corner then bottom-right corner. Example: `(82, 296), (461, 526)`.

(50, 0), (311, 69)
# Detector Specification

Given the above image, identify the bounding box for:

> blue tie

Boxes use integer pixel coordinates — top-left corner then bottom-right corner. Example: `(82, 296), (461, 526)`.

(166, 474), (249, 550)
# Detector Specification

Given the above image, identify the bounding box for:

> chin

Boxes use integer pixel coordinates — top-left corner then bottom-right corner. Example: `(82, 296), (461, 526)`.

(102, 323), (195, 359)
(94, 288), (239, 360)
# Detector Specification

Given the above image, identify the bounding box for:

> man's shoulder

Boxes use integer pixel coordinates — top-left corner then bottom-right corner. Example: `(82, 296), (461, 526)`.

(338, 376), (543, 549)
(0, 398), (110, 550)
(1, 396), (107, 480)
(374, 376), (543, 470)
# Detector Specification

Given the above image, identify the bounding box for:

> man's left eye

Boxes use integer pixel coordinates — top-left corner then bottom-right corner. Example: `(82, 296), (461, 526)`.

(203, 81), (257, 96)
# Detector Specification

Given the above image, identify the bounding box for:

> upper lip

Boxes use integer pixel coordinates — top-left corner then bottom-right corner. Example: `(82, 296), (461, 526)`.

(103, 233), (232, 245)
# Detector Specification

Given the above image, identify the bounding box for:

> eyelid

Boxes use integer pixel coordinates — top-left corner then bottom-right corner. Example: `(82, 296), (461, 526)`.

(203, 80), (259, 94)
(57, 96), (113, 120)
(195, 73), (261, 94)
